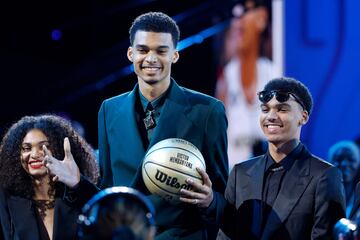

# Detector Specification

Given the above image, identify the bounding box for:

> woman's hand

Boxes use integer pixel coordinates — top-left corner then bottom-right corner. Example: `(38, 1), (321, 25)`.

(43, 137), (80, 188)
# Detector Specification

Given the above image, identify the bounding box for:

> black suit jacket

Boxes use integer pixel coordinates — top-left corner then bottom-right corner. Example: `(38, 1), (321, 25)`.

(98, 79), (229, 239)
(206, 145), (346, 240)
(349, 181), (360, 221)
(0, 177), (98, 240)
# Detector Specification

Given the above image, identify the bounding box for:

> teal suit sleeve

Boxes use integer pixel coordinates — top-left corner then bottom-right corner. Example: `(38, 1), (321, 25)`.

(98, 100), (113, 188)
(204, 100), (228, 194)
(201, 100), (230, 238)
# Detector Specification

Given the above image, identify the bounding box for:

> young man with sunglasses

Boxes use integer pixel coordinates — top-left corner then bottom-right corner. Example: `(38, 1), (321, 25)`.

(184, 77), (346, 239)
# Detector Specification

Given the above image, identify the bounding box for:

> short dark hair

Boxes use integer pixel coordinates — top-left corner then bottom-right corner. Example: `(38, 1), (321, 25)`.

(263, 77), (313, 115)
(129, 12), (180, 48)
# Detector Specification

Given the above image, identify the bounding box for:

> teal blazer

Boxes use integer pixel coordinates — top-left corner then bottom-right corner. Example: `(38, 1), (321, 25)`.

(98, 79), (228, 239)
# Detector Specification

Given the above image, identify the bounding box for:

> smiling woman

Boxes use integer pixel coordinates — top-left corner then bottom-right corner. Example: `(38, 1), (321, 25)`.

(0, 114), (99, 240)
(21, 129), (51, 175)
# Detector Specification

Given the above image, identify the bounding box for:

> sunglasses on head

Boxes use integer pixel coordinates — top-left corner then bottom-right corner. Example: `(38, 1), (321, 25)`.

(257, 90), (306, 111)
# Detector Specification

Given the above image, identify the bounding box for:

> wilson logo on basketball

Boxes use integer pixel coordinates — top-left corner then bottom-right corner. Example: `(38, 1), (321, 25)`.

(142, 138), (206, 202)
(154, 169), (193, 190)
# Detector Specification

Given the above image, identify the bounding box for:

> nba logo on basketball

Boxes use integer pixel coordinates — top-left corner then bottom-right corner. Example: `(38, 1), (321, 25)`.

(142, 138), (206, 202)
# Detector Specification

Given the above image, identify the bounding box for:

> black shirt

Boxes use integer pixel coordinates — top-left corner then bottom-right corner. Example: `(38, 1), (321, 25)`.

(261, 143), (303, 231)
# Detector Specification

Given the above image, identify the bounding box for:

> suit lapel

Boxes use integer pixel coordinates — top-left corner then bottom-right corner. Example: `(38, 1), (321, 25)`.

(110, 85), (146, 170)
(7, 195), (40, 239)
(239, 156), (266, 237)
(262, 152), (313, 238)
(241, 156), (266, 204)
(149, 81), (193, 148)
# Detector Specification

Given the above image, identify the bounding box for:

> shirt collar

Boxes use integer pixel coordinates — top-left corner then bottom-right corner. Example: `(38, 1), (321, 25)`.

(265, 142), (304, 172)
(139, 79), (173, 112)
(139, 92), (160, 112)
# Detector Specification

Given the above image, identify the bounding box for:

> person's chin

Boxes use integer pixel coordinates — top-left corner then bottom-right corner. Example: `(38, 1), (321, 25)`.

(145, 79), (159, 85)
(265, 134), (279, 141)
(29, 169), (47, 178)
(266, 137), (284, 145)
(142, 77), (161, 85)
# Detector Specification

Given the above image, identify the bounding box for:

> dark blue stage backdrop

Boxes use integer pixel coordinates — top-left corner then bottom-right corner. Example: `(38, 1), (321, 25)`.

(285, 0), (360, 158)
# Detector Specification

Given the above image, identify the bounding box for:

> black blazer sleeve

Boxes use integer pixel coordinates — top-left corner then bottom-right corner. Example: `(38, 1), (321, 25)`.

(312, 166), (346, 238)
(63, 175), (100, 209)
(0, 190), (12, 240)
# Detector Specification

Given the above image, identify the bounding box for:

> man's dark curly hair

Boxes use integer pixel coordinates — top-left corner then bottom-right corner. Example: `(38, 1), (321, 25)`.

(129, 12), (180, 48)
(263, 77), (313, 115)
(0, 114), (99, 198)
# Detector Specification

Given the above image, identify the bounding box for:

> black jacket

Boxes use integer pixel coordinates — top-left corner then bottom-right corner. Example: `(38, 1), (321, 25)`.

(0, 177), (98, 240)
(205, 144), (346, 240)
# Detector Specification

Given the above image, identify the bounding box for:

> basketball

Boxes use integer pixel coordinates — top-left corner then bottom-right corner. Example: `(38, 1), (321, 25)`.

(142, 138), (206, 202)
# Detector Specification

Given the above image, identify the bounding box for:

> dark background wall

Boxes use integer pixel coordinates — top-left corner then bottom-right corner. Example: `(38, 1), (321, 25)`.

(0, 0), (234, 148)
(2, 0), (360, 159)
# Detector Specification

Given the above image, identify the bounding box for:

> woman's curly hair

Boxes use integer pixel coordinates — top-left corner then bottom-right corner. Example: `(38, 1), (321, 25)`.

(0, 114), (99, 198)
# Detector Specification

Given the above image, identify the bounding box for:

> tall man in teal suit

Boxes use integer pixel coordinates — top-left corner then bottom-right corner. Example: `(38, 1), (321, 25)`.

(98, 12), (228, 239)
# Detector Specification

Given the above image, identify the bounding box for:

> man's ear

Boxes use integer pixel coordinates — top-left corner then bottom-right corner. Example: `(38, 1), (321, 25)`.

(127, 47), (133, 62)
(299, 110), (309, 126)
(172, 51), (179, 63)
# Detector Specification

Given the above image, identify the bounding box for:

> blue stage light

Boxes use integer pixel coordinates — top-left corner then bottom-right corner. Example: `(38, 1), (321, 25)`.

(51, 29), (62, 41)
